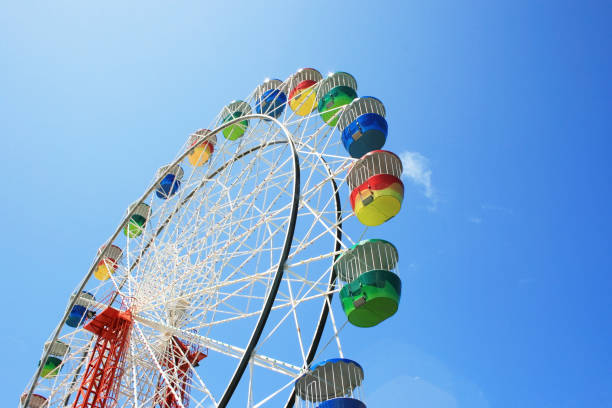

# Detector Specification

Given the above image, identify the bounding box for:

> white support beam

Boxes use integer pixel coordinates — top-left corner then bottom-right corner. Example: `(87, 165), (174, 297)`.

(132, 314), (301, 378)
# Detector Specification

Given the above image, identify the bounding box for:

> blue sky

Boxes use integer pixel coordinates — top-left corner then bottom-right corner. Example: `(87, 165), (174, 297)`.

(1, 1), (611, 406)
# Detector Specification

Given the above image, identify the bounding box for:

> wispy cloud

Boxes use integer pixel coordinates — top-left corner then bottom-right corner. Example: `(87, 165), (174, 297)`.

(400, 151), (436, 207)
(468, 204), (512, 224)
(481, 203), (514, 215)
(468, 216), (482, 224)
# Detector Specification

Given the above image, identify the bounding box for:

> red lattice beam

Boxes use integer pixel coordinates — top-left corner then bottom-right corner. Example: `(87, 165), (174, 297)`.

(72, 306), (133, 408)
(155, 336), (207, 408)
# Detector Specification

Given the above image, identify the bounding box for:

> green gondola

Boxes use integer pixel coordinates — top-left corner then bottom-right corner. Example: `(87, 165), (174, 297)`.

(123, 202), (151, 238)
(221, 100), (252, 140)
(38, 340), (69, 379)
(317, 72), (358, 126)
(335, 239), (401, 327)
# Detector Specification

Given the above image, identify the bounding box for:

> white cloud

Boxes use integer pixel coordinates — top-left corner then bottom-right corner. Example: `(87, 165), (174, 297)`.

(399, 151), (436, 205)
(468, 216), (482, 224)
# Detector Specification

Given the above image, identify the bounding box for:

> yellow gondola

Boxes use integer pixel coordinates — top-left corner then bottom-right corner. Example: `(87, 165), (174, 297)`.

(288, 68), (323, 116)
(347, 150), (404, 227)
(94, 244), (122, 281)
(187, 129), (216, 167)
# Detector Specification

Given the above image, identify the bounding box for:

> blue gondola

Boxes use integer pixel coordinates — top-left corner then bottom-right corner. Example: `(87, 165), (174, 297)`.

(338, 97), (387, 158)
(255, 79), (287, 120)
(66, 291), (95, 328)
(156, 164), (184, 199)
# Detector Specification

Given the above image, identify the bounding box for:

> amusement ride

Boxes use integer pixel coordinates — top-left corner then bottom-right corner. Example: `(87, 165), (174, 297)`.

(21, 68), (406, 408)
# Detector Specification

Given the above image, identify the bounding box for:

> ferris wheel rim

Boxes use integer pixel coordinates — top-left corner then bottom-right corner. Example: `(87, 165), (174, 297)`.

(122, 129), (345, 406)
(59, 138), (298, 407)
(22, 112), (301, 407)
(23, 66), (400, 408)
(283, 154), (343, 408)
(121, 139), (291, 284)
(216, 116), (300, 408)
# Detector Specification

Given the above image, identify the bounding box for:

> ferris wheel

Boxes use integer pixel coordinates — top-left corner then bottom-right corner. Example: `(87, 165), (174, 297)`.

(21, 68), (406, 408)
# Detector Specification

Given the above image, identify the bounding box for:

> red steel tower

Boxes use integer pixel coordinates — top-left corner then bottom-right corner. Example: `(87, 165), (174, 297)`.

(71, 306), (133, 408)
(154, 336), (207, 408)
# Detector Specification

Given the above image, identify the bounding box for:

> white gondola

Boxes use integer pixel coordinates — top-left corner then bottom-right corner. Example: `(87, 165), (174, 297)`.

(295, 358), (366, 408)
(20, 393), (48, 408)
